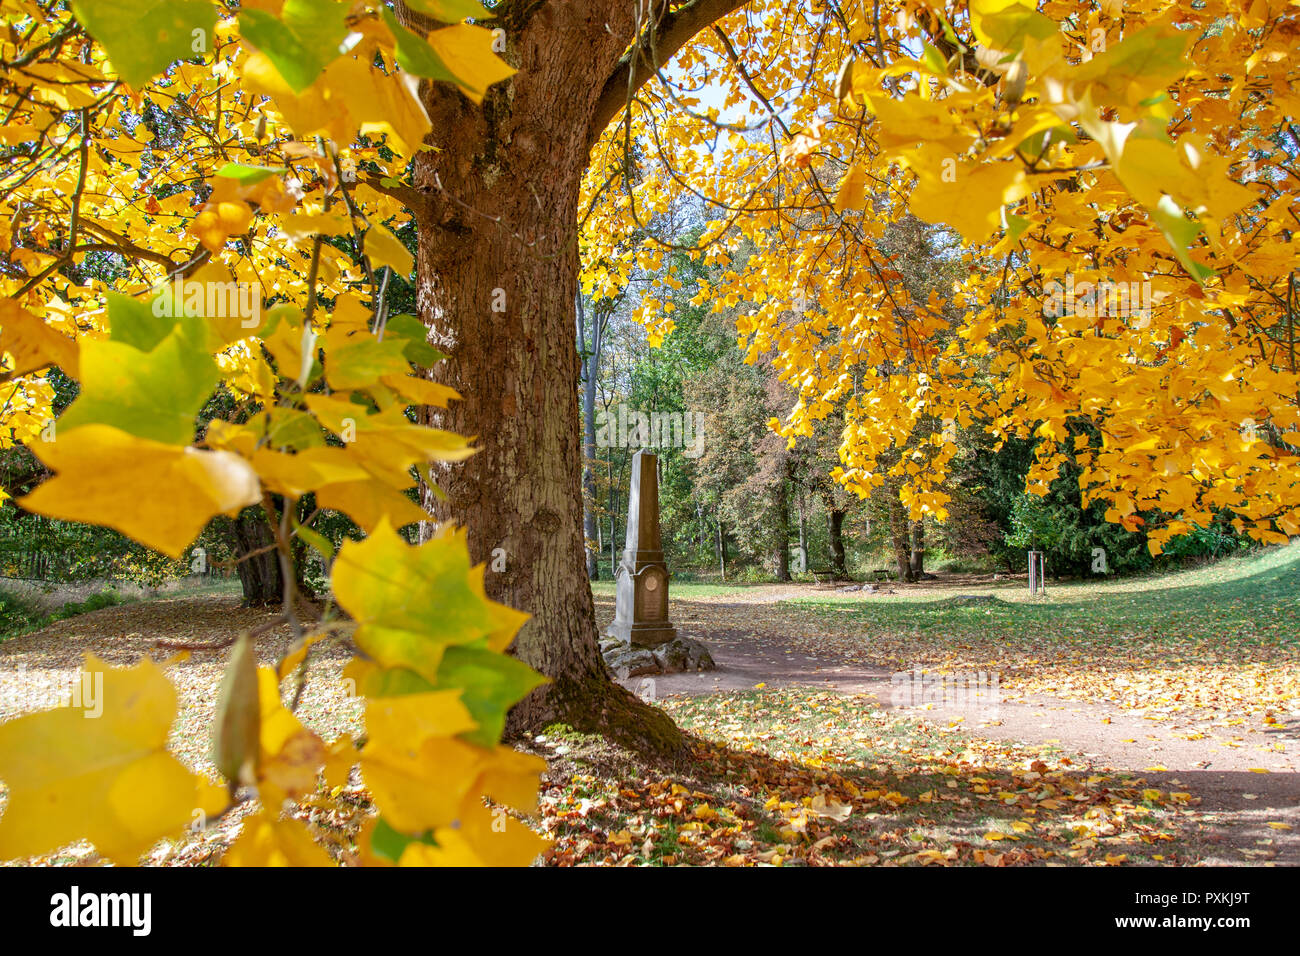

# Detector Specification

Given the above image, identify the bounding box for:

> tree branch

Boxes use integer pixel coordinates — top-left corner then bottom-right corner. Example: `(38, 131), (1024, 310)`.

(587, 0), (752, 150)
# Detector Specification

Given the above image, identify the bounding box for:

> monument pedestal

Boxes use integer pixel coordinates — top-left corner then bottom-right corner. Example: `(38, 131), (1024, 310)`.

(607, 450), (676, 648)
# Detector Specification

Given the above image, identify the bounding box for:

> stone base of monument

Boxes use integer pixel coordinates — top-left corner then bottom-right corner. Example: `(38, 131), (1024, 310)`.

(600, 634), (716, 677)
(604, 619), (676, 647)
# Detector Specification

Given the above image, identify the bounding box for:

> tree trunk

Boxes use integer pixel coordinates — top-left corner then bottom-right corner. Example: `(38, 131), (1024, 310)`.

(772, 478), (790, 581)
(827, 508), (847, 580)
(909, 518), (925, 575)
(607, 455), (618, 577)
(888, 488), (915, 583)
(230, 508), (281, 607)
(796, 487), (808, 573)
(578, 292), (600, 581)
(412, 5), (682, 755)
(716, 518), (727, 579)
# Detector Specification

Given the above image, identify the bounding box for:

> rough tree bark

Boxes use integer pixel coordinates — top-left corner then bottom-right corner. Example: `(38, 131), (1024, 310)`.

(771, 476), (790, 581)
(826, 507), (847, 580)
(230, 508), (281, 607)
(909, 518), (925, 576)
(408, 0), (749, 755)
(796, 487), (808, 573)
(887, 483), (916, 583)
(578, 292), (601, 581)
(716, 517), (727, 579)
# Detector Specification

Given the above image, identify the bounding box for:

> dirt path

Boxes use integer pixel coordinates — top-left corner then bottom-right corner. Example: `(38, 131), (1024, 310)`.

(609, 613), (1300, 865)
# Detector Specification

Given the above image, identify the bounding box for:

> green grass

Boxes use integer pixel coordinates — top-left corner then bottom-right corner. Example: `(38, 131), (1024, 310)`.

(0, 585), (136, 641)
(591, 579), (765, 600)
(785, 542), (1300, 650)
(0, 587), (46, 638)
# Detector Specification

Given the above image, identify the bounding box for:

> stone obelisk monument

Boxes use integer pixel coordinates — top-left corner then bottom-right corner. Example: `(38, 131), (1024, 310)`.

(607, 450), (676, 647)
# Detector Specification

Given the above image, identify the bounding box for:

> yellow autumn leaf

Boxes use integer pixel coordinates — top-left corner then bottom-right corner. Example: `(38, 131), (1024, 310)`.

(361, 695), (480, 832)
(256, 668), (326, 801)
(316, 479), (431, 532)
(331, 521), (496, 679)
(806, 794), (852, 820)
(380, 374), (461, 408)
(833, 163), (866, 213)
(280, 211), (353, 242)
(250, 446), (373, 499)
(905, 152), (1034, 245)
(321, 737), (361, 792)
(425, 24), (516, 105)
(0, 655), (226, 864)
(398, 802), (547, 866)
(222, 808), (335, 867)
(20, 425), (262, 559)
(0, 298), (80, 380)
(364, 224), (414, 276)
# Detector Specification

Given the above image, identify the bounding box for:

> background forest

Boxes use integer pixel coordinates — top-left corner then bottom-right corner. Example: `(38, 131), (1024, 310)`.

(577, 202), (1253, 586)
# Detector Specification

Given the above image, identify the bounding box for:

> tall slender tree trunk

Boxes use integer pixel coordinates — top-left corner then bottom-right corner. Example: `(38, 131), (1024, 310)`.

(887, 484), (915, 583)
(827, 508), (847, 580)
(772, 478), (790, 581)
(909, 518), (925, 575)
(796, 487), (808, 573)
(411, 4), (687, 754)
(579, 294), (600, 580)
(716, 518), (727, 579)
(607, 455), (617, 576)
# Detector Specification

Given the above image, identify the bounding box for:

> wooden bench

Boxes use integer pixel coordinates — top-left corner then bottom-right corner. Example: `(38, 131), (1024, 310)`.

(808, 567), (836, 583)
(870, 568), (895, 582)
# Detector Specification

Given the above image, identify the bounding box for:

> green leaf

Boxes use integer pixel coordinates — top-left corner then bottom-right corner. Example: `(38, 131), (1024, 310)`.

(215, 162), (287, 185)
(292, 518), (334, 564)
(1003, 210), (1031, 242)
(385, 314), (445, 366)
(59, 322), (218, 445)
(106, 291), (180, 352)
(238, 0), (350, 93)
(330, 522), (496, 684)
(920, 41), (947, 75)
(354, 665), (436, 698)
(369, 816), (437, 863)
(1150, 196), (1215, 284)
(265, 407), (326, 451)
(258, 303), (299, 341)
(433, 645), (547, 747)
(326, 335), (412, 392)
(344, 649), (544, 747)
(70, 0), (215, 88)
